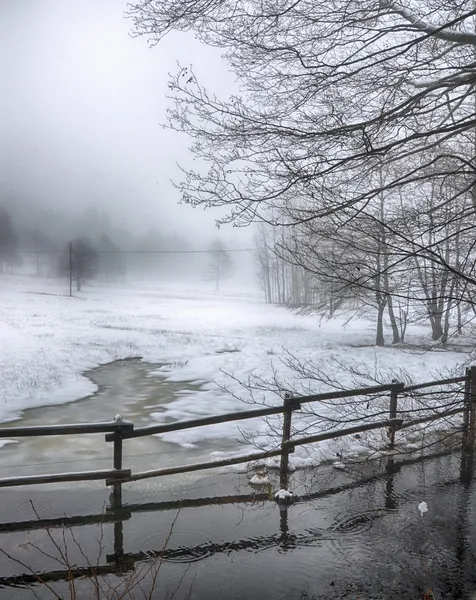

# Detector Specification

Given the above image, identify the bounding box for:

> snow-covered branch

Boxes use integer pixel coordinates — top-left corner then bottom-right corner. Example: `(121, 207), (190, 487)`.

(381, 0), (476, 46)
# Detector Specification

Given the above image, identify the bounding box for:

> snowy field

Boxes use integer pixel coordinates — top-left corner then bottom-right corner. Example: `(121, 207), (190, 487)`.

(0, 274), (470, 468)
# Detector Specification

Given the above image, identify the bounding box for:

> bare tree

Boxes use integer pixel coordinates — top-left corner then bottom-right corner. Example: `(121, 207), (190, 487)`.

(254, 224), (316, 306)
(254, 226), (274, 303)
(204, 239), (234, 292)
(60, 237), (98, 292)
(0, 207), (18, 273)
(391, 151), (476, 342)
(130, 2), (476, 251)
(276, 187), (407, 346)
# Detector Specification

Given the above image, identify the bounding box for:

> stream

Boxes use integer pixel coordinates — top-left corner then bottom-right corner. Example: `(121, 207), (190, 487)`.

(0, 359), (237, 487)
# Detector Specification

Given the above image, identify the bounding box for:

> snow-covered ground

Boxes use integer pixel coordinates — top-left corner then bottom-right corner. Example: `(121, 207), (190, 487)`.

(0, 274), (470, 469)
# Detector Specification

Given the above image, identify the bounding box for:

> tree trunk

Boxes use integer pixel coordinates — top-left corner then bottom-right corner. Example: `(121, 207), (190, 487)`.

(400, 314), (407, 343)
(263, 266), (270, 303)
(431, 313), (443, 340)
(303, 271), (310, 304)
(267, 268), (273, 303)
(376, 301), (386, 347)
(457, 301), (463, 335)
(383, 257), (399, 344)
(76, 279), (82, 292)
(329, 290), (335, 317)
(442, 311), (450, 346)
(275, 262), (281, 304)
(442, 279), (456, 345)
(386, 294), (400, 344)
(281, 260), (286, 303)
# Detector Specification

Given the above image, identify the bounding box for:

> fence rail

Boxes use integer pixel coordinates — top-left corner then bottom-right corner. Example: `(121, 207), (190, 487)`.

(0, 469), (131, 488)
(0, 368), (473, 492)
(0, 420), (133, 438)
(401, 375), (467, 393)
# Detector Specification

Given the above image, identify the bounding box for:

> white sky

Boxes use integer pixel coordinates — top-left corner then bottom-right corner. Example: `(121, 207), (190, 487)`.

(0, 0), (251, 244)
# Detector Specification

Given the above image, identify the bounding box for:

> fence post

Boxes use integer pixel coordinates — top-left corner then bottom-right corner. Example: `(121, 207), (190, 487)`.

(388, 381), (404, 449)
(111, 418), (124, 507)
(460, 367), (473, 484)
(468, 366), (476, 447)
(462, 368), (471, 443)
(279, 393), (295, 490)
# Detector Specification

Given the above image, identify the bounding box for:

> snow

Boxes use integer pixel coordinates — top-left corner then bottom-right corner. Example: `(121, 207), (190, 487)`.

(275, 489), (293, 499)
(249, 473), (271, 485)
(0, 275), (468, 469)
(418, 501), (429, 516)
(333, 462), (347, 471)
(0, 439), (17, 449)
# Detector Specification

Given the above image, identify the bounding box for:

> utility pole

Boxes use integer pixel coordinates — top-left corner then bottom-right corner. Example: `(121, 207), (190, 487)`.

(69, 242), (73, 297)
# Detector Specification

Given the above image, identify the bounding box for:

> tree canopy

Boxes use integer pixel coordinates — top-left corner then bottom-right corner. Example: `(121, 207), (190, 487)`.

(129, 1), (476, 222)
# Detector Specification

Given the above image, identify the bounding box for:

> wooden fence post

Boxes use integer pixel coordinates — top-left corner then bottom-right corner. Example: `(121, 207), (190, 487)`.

(388, 382), (404, 449)
(113, 433), (122, 493)
(460, 368), (473, 485)
(111, 417), (125, 507)
(462, 368), (471, 445)
(279, 393), (295, 490)
(468, 366), (476, 447)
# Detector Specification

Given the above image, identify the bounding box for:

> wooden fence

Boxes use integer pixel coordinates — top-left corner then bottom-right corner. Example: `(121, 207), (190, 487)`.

(0, 366), (474, 495)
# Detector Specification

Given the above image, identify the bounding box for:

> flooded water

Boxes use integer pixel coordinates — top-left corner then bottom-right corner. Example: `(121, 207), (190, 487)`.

(1, 361), (476, 599)
(0, 451), (475, 599)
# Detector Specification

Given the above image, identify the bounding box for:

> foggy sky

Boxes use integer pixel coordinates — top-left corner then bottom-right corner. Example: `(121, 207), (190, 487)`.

(0, 0), (249, 245)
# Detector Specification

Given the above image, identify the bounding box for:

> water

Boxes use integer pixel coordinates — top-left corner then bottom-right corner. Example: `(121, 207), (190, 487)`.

(0, 452), (475, 599)
(1, 361), (476, 598)
(0, 359), (237, 485)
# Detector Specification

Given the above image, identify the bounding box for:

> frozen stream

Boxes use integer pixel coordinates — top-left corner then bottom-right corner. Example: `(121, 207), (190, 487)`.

(0, 359), (239, 485)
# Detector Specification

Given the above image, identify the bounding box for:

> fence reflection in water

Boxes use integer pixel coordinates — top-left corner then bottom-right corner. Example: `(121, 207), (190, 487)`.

(0, 444), (472, 590)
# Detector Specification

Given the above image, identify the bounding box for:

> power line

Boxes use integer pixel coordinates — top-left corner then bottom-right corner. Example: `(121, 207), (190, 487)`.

(96, 248), (253, 254)
(16, 248), (254, 255)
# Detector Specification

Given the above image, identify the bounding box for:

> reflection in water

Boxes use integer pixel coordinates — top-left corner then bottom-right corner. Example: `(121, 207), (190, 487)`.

(278, 506), (297, 551)
(384, 458), (399, 511)
(1, 449), (476, 599)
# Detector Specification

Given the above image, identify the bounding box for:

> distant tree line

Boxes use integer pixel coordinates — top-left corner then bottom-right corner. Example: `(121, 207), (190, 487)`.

(0, 205), (229, 291)
(253, 164), (473, 347)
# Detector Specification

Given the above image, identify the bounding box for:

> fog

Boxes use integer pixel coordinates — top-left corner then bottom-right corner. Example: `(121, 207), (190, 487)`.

(1, 0), (252, 243)
(0, 0), (258, 289)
